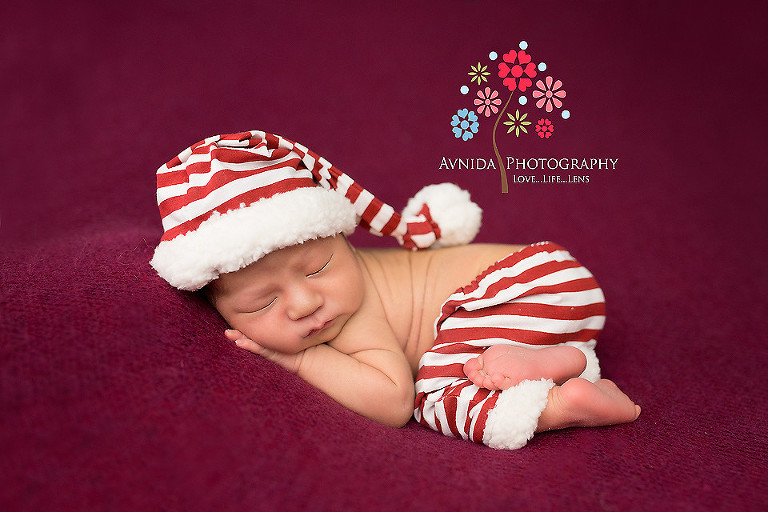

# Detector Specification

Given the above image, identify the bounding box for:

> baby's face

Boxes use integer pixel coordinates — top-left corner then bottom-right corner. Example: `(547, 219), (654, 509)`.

(210, 235), (365, 354)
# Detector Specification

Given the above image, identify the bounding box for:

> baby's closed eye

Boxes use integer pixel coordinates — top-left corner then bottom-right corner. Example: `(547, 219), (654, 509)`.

(307, 256), (332, 277)
(234, 296), (276, 314)
(255, 297), (277, 311)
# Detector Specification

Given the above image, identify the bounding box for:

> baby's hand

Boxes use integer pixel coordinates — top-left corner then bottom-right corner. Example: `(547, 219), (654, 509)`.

(225, 329), (303, 374)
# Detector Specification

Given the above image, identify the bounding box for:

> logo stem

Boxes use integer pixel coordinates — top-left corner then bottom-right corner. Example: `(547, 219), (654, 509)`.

(492, 92), (514, 193)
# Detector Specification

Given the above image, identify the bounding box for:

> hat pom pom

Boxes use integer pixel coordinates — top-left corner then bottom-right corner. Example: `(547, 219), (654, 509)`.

(402, 183), (482, 248)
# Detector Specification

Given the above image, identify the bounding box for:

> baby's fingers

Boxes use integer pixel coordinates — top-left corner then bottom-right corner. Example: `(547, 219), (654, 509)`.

(225, 329), (264, 355)
(225, 329), (300, 372)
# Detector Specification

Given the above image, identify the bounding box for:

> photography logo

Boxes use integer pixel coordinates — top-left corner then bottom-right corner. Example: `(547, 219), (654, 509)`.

(447, 40), (616, 192)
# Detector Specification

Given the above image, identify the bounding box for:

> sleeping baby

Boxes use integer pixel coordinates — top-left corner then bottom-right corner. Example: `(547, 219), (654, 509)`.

(150, 130), (640, 449)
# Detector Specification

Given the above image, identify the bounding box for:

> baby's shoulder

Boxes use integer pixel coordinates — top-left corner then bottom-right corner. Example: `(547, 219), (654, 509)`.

(357, 243), (527, 287)
(422, 243), (527, 278)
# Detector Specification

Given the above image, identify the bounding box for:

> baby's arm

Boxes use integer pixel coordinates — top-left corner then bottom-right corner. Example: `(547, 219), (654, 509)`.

(228, 325), (415, 428)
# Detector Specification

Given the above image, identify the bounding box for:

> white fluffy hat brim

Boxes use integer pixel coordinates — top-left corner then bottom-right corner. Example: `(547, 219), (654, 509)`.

(150, 187), (357, 291)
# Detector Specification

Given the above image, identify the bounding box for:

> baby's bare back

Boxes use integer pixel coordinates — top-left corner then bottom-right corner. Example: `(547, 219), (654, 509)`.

(356, 243), (524, 375)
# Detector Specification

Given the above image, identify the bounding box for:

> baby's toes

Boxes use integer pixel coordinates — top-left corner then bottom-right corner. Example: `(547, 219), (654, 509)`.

(491, 375), (512, 390)
(463, 357), (483, 379)
(490, 373), (509, 390)
(468, 372), (488, 388)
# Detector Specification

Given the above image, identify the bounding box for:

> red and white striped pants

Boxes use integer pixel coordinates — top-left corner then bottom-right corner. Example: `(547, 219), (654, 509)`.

(413, 242), (606, 449)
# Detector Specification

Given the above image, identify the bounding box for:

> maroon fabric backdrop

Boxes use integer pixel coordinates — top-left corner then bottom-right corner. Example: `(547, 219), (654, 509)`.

(2, 1), (766, 510)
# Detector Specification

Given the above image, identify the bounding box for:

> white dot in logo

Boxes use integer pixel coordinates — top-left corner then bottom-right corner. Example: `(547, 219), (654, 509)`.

(562, 110), (571, 119)
(489, 51), (498, 60)
(538, 62), (547, 72)
(519, 41), (528, 50)
(460, 85), (469, 95)
(518, 96), (528, 105)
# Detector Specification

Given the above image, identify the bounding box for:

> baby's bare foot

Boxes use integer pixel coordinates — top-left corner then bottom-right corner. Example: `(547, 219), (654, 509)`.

(537, 378), (641, 432)
(463, 344), (587, 390)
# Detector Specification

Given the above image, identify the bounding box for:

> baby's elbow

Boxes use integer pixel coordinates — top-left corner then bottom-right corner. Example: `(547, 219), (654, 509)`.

(386, 388), (415, 428)
(380, 402), (413, 428)
(369, 372), (414, 427)
(392, 401), (415, 428)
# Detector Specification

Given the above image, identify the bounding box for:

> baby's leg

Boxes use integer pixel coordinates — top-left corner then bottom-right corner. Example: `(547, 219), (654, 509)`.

(463, 344), (587, 390)
(536, 378), (641, 433)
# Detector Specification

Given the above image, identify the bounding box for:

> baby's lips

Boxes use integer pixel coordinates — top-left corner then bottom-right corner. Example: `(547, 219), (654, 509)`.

(305, 317), (335, 337)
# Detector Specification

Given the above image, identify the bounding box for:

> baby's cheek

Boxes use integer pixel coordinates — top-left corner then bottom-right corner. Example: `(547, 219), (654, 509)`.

(251, 314), (293, 343)
(230, 316), (264, 341)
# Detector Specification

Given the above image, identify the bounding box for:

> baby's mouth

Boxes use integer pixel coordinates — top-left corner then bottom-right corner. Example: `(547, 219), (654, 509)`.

(306, 318), (335, 337)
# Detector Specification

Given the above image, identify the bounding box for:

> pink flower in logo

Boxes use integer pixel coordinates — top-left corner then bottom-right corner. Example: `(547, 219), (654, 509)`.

(497, 50), (537, 93)
(532, 76), (566, 112)
(474, 87), (502, 117)
(535, 118), (554, 139)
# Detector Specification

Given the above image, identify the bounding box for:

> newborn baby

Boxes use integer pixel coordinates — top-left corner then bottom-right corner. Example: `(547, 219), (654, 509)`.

(150, 130), (640, 449)
(207, 235), (640, 448)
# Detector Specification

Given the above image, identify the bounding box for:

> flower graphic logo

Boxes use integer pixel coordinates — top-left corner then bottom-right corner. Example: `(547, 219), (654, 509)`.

(532, 76), (566, 112)
(503, 110), (531, 136)
(468, 62), (490, 85)
(498, 50), (537, 93)
(535, 118), (554, 138)
(451, 109), (479, 141)
(452, 41), (572, 192)
(475, 87), (502, 117)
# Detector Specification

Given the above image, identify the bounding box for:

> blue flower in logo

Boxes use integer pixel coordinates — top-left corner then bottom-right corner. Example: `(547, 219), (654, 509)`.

(451, 108), (479, 141)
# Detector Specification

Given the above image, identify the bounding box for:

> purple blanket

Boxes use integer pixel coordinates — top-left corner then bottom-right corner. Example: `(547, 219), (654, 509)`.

(3, 1), (766, 510)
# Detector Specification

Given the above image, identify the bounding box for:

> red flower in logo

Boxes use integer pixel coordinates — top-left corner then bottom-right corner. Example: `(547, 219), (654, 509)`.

(535, 118), (554, 139)
(497, 50), (537, 93)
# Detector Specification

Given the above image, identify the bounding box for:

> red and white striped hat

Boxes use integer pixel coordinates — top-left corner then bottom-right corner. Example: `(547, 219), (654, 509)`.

(151, 130), (482, 290)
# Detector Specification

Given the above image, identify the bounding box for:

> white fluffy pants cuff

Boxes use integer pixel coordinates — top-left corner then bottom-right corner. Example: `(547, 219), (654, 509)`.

(482, 378), (555, 450)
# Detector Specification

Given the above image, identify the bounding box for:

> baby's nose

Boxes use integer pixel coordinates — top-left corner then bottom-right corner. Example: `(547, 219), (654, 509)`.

(285, 285), (323, 320)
